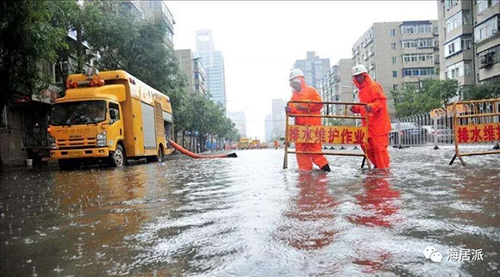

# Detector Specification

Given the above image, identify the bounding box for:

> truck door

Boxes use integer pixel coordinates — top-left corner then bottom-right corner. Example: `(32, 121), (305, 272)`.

(108, 102), (124, 150)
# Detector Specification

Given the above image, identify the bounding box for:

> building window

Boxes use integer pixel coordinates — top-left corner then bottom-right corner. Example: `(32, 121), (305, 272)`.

(392, 71), (398, 77)
(403, 53), (434, 63)
(444, 35), (472, 57)
(418, 38), (435, 48)
(401, 24), (432, 34)
(402, 40), (417, 48)
(446, 61), (471, 79)
(391, 43), (396, 50)
(477, 0), (498, 14)
(390, 29), (396, 36)
(445, 0), (459, 10)
(478, 45), (500, 68)
(402, 67), (435, 77)
(474, 16), (498, 43)
(393, 84), (399, 90)
(392, 57), (397, 64)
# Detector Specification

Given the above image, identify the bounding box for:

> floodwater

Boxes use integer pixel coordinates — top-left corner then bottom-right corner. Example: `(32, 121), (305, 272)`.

(1, 146), (499, 276)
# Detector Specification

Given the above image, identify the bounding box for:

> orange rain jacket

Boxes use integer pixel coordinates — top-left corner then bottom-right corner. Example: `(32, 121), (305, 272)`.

(288, 81), (329, 171)
(289, 86), (323, 126)
(351, 73), (391, 137)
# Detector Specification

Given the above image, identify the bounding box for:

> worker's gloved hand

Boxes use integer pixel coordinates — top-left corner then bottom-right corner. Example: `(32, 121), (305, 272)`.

(365, 105), (372, 112)
(285, 106), (291, 113)
(296, 105), (309, 111)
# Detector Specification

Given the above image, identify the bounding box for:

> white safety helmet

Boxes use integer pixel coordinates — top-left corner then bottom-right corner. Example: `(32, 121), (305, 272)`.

(289, 68), (304, 81)
(352, 64), (368, 76)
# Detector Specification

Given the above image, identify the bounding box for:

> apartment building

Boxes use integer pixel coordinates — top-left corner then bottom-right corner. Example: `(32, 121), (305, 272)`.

(352, 21), (440, 114)
(320, 59), (355, 116)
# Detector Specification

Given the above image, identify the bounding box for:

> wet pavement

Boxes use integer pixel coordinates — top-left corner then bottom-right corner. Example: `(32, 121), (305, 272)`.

(1, 146), (499, 276)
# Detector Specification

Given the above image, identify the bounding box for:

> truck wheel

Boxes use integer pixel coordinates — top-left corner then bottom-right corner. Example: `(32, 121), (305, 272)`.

(58, 159), (78, 171)
(110, 145), (126, 167)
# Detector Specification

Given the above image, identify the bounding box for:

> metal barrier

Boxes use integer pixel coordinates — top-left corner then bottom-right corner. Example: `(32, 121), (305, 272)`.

(390, 105), (468, 148)
(283, 101), (372, 170)
(449, 98), (500, 166)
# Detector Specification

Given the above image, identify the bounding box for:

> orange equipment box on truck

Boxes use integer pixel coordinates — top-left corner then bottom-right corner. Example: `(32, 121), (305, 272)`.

(48, 70), (174, 169)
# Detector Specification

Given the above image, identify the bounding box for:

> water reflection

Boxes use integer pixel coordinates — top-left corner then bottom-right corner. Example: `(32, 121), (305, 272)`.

(350, 172), (401, 274)
(352, 172), (400, 228)
(280, 172), (338, 250)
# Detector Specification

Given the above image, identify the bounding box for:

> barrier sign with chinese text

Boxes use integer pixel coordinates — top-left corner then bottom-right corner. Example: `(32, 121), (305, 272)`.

(288, 125), (367, 144)
(456, 123), (500, 143)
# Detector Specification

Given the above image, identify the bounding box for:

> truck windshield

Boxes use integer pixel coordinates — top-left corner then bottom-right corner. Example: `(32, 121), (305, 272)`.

(50, 101), (106, 126)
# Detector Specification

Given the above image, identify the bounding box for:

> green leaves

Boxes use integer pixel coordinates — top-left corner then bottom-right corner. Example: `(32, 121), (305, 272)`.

(461, 82), (500, 101)
(0, 1), (238, 144)
(390, 79), (458, 117)
(1, 0), (68, 104)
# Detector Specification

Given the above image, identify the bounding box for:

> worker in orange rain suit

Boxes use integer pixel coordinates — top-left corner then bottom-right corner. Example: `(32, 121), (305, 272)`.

(349, 64), (391, 170)
(285, 69), (331, 172)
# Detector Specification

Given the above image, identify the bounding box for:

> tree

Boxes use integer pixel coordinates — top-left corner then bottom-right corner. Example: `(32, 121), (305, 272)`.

(80, 1), (188, 130)
(427, 79), (459, 107)
(390, 80), (446, 117)
(462, 82), (500, 100)
(0, 0), (68, 108)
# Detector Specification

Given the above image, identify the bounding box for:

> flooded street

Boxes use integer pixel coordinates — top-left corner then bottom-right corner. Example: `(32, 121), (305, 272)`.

(1, 147), (499, 276)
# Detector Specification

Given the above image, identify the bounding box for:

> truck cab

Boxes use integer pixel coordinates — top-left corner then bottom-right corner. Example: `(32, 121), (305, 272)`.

(48, 70), (173, 170)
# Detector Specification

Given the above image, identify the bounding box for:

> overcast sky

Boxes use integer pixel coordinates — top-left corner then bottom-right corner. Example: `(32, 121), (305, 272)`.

(168, 1), (438, 140)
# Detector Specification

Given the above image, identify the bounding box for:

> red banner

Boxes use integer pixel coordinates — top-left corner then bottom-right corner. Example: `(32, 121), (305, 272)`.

(288, 125), (367, 144)
(456, 123), (500, 143)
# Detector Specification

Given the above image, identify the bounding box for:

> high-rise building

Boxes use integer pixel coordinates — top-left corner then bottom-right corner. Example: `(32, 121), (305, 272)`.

(228, 111), (246, 137)
(352, 20), (440, 114)
(437, 0), (499, 87)
(320, 59), (355, 117)
(271, 99), (286, 140)
(195, 30), (227, 110)
(139, 1), (175, 48)
(175, 49), (207, 95)
(293, 51), (330, 89)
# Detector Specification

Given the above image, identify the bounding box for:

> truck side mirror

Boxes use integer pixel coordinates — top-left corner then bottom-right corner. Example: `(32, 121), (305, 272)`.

(110, 110), (117, 120)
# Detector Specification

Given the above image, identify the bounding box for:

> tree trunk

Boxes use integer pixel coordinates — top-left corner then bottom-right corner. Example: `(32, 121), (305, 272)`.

(188, 130), (193, 152)
(76, 23), (84, 73)
(181, 130), (185, 148)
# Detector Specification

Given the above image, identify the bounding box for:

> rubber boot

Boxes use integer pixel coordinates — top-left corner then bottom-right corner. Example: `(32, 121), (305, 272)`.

(321, 164), (331, 172)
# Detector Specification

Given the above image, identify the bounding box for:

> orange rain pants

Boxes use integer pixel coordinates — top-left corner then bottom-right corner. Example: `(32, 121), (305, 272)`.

(361, 134), (390, 169)
(351, 73), (391, 170)
(289, 82), (329, 171)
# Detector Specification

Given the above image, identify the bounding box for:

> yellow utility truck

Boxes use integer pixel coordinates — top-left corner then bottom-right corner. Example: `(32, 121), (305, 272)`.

(48, 70), (174, 170)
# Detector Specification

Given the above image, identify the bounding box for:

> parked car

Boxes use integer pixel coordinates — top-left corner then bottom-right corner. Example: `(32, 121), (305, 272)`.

(422, 125), (454, 143)
(389, 122), (428, 145)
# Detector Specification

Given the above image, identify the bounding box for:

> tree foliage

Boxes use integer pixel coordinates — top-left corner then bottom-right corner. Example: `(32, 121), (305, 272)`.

(0, 1), (238, 149)
(0, 0), (68, 107)
(390, 79), (458, 117)
(461, 82), (500, 100)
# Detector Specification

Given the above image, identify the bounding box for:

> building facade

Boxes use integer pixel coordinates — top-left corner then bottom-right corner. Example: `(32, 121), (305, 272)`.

(139, 0), (175, 48)
(352, 20), (440, 114)
(175, 49), (207, 95)
(195, 30), (227, 110)
(293, 51), (330, 89)
(438, 0), (500, 87)
(320, 59), (355, 117)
